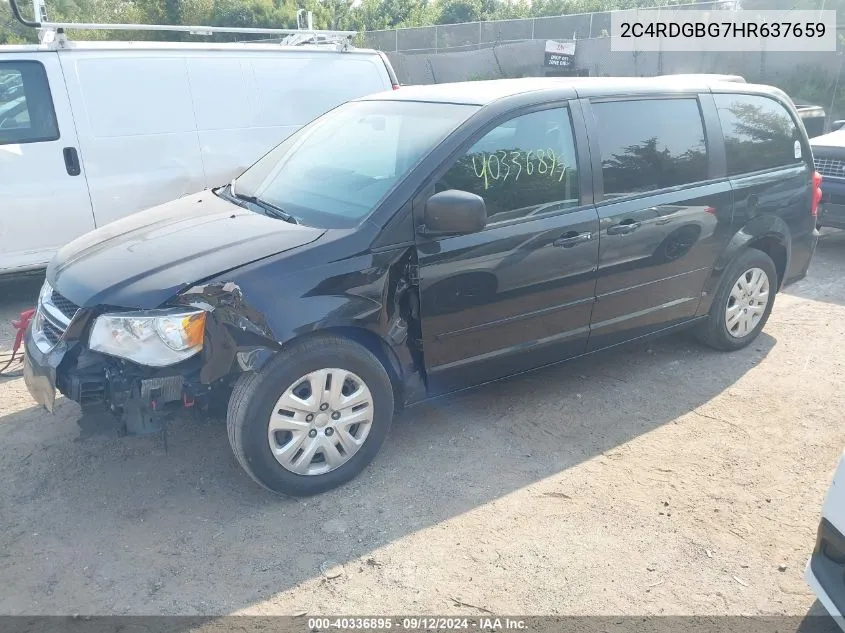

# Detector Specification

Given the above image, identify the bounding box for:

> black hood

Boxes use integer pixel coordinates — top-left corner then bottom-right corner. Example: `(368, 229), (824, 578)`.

(49, 191), (325, 309)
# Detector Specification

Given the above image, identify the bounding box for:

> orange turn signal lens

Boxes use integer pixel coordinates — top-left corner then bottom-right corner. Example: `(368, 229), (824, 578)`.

(181, 312), (206, 349)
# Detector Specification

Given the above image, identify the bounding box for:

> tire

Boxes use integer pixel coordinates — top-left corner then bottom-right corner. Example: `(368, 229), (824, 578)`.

(226, 334), (395, 496)
(695, 248), (778, 351)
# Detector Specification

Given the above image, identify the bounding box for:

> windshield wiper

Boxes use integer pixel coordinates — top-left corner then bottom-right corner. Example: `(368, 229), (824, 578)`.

(228, 181), (298, 225)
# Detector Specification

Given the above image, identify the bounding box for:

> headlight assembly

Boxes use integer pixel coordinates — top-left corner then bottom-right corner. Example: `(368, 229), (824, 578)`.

(89, 308), (206, 367)
(38, 279), (53, 307)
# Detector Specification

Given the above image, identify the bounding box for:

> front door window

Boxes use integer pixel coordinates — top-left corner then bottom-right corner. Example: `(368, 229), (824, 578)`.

(438, 108), (580, 225)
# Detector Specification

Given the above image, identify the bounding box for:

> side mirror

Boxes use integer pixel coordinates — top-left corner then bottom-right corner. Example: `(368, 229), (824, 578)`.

(831, 120), (845, 132)
(421, 190), (487, 236)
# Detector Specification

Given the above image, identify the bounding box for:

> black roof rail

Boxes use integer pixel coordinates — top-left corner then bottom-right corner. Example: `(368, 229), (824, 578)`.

(8, 0), (40, 28)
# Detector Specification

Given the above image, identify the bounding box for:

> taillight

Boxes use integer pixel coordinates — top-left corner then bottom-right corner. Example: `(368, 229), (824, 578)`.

(812, 170), (823, 218)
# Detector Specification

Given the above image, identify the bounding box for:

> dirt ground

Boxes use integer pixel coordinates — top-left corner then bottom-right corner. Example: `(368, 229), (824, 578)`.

(0, 232), (844, 618)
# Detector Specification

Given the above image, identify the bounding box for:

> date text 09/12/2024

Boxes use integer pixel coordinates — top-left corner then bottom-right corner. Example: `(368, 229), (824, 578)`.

(306, 617), (528, 630)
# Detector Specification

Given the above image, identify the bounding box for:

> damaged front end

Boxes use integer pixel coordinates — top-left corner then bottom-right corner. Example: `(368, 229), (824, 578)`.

(23, 280), (236, 437)
(23, 237), (428, 440)
(55, 343), (210, 436)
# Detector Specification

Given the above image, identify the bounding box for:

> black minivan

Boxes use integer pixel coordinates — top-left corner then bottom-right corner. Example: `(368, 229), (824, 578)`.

(24, 77), (821, 496)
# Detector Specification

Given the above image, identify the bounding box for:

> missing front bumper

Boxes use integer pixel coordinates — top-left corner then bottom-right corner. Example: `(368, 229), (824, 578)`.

(23, 320), (201, 435)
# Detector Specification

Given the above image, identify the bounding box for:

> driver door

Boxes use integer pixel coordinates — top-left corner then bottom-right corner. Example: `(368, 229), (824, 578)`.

(0, 53), (94, 273)
(415, 103), (600, 394)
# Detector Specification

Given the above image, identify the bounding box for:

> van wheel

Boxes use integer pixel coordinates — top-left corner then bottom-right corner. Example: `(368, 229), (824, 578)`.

(695, 249), (777, 351)
(226, 335), (394, 496)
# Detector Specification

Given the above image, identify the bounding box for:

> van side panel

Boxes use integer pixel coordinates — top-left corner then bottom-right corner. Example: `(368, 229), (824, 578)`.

(60, 53), (206, 227)
(59, 49), (392, 231)
(190, 53), (391, 187)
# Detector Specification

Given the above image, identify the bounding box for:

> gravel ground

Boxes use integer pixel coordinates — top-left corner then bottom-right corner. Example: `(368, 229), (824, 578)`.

(0, 232), (843, 618)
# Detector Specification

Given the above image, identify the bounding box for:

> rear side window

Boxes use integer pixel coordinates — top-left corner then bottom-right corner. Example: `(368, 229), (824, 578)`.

(592, 98), (708, 199)
(714, 93), (803, 176)
(0, 61), (59, 145)
(438, 107), (580, 224)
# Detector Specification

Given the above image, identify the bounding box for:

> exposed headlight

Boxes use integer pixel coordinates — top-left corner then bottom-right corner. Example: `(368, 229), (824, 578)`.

(38, 279), (53, 306)
(89, 308), (206, 367)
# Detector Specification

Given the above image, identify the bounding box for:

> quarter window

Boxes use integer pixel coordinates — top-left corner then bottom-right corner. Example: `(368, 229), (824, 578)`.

(592, 98), (708, 199)
(0, 61), (59, 145)
(714, 93), (803, 176)
(438, 107), (580, 224)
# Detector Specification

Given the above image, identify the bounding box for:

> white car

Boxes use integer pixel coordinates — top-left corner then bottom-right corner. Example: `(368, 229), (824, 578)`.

(807, 450), (845, 631)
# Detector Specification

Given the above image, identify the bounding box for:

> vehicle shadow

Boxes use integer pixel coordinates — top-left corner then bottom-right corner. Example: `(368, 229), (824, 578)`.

(784, 229), (845, 307)
(0, 324), (777, 615)
(796, 601), (842, 633)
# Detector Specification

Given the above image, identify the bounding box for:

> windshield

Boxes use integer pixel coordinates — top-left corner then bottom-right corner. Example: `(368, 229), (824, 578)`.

(232, 100), (479, 228)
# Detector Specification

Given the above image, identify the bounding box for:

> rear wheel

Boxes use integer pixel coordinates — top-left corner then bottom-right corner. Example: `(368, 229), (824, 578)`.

(695, 248), (778, 351)
(227, 335), (394, 496)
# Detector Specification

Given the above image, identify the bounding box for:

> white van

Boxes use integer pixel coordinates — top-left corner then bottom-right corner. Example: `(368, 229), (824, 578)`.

(0, 39), (398, 274)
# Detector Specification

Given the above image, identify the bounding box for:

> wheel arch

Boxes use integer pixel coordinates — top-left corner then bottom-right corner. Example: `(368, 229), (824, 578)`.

(697, 215), (791, 317)
(320, 325), (406, 404)
(231, 326), (408, 411)
(745, 234), (788, 290)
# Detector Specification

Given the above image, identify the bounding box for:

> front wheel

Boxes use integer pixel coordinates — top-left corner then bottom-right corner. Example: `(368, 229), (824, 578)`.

(226, 335), (395, 496)
(695, 248), (778, 351)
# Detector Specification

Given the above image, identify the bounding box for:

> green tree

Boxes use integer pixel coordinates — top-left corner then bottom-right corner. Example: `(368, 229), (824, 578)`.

(355, 0), (434, 30)
(491, 0), (531, 19)
(437, 0), (484, 24)
(309, 0), (358, 30)
(0, 1), (33, 44)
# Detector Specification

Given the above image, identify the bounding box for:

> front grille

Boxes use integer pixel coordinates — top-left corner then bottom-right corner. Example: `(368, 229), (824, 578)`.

(41, 318), (63, 346)
(50, 290), (80, 321)
(814, 156), (845, 180)
(33, 281), (80, 352)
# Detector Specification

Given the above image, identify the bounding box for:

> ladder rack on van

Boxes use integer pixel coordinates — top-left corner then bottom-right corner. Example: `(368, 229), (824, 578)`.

(8, 0), (357, 49)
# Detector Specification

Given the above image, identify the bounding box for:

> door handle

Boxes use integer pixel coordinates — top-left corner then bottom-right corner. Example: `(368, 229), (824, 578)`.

(607, 221), (641, 235)
(553, 231), (592, 248)
(63, 147), (81, 176)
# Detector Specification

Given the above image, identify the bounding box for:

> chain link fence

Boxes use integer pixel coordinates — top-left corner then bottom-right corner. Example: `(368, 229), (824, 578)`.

(364, 1), (733, 53)
(363, 0), (844, 122)
(371, 8), (844, 122)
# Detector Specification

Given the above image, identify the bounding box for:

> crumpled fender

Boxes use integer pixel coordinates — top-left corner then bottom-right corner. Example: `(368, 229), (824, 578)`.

(172, 247), (424, 406)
